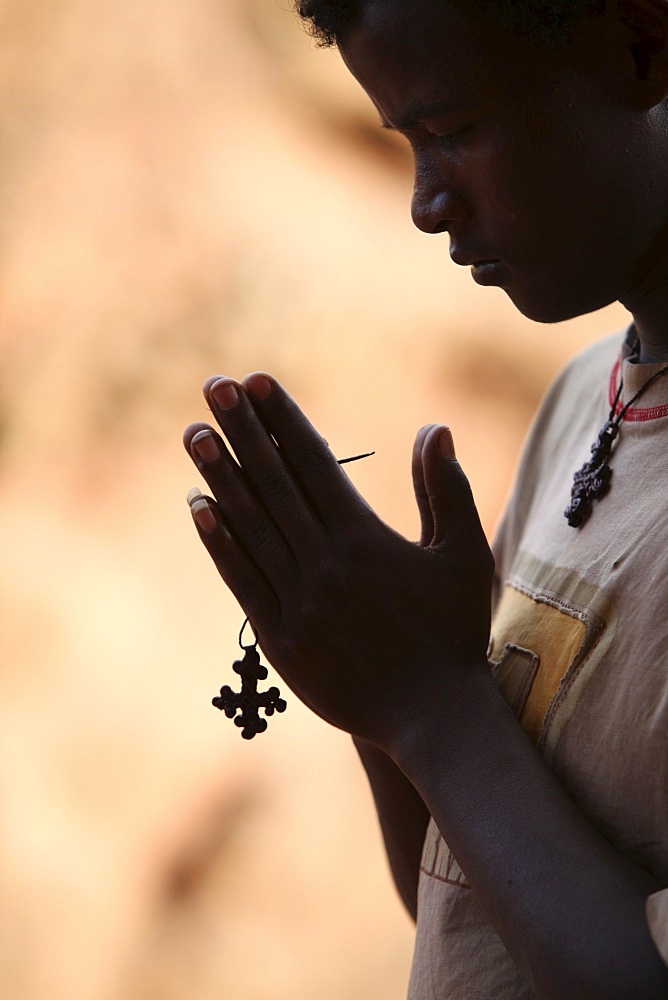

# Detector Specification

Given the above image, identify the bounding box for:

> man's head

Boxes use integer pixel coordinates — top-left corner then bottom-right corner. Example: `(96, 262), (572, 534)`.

(295, 0), (668, 326)
(296, 0), (605, 49)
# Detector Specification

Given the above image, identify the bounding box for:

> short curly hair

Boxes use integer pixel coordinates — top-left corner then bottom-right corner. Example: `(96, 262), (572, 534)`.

(295, 0), (604, 48)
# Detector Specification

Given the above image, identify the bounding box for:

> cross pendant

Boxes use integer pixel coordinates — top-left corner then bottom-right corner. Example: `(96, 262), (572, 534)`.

(564, 420), (618, 528)
(212, 645), (287, 739)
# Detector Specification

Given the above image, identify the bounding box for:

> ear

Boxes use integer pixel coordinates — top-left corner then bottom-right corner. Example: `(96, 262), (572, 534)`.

(573, 0), (668, 109)
(612, 0), (668, 106)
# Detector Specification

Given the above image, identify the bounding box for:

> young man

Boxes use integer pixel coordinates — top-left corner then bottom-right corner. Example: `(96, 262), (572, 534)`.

(183, 1), (668, 996)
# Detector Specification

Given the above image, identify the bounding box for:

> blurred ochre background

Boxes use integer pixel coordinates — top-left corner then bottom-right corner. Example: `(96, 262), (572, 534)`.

(0, 2), (629, 998)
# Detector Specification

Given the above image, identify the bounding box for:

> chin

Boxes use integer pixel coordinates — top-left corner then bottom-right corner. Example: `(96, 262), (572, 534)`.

(503, 284), (618, 326)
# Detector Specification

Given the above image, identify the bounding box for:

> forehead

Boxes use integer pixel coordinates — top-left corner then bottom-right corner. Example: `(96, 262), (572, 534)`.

(339, 0), (553, 127)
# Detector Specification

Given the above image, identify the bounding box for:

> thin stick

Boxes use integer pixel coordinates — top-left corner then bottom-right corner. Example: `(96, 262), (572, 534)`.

(337, 451), (375, 465)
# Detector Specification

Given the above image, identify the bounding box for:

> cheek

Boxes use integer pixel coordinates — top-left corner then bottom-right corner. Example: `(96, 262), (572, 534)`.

(477, 149), (630, 318)
(485, 139), (622, 278)
(503, 100), (645, 274)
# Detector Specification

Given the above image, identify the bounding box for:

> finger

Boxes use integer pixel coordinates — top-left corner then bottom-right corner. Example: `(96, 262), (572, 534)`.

(186, 488), (281, 628)
(188, 489), (324, 715)
(204, 378), (326, 551)
(183, 422), (298, 591)
(236, 372), (368, 528)
(421, 425), (486, 549)
(411, 423), (440, 546)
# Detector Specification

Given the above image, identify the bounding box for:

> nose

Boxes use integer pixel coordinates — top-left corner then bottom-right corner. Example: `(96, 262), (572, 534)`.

(411, 164), (467, 234)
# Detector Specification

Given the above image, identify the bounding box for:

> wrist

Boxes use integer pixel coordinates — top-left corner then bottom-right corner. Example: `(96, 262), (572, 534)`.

(387, 657), (512, 786)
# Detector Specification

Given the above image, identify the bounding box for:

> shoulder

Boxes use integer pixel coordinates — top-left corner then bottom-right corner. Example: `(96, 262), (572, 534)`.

(491, 328), (627, 585)
(513, 328), (628, 467)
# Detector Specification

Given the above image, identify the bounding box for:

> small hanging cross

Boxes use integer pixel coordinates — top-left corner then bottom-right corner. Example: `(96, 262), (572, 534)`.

(212, 621), (286, 739)
(199, 449), (374, 737)
(564, 420), (618, 528)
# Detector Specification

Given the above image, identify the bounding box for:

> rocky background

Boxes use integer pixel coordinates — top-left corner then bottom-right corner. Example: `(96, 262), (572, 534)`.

(0, 1), (627, 997)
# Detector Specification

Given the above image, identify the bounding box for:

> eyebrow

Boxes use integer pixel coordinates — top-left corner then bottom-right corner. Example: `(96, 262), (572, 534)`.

(379, 100), (464, 132)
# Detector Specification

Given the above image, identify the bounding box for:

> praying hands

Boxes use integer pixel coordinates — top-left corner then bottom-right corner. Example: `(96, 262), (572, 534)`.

(183, 372), (494, 756)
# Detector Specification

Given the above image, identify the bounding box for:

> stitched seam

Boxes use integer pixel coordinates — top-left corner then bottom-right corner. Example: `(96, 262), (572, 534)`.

(512, 648), (540, 714)
(608, 357), (668, 421)
(540, 617), (605, 735)
(490, 643), (540, 717)
(616, 403), (668, 421)
(506, 576), (588, 625)
(420, 863), (471, 889)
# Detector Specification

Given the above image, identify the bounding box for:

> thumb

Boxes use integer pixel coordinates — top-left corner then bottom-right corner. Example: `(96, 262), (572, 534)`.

(421, 425), (486, 549)
(412, 423), (440, 545)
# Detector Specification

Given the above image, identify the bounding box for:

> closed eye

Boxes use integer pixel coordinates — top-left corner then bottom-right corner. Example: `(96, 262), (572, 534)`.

(428, 122), (474, 142)
(381, 118), (474, 144)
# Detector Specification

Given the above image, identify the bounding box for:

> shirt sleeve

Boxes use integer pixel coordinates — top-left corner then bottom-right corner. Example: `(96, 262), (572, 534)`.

(646, 888), (668, 967)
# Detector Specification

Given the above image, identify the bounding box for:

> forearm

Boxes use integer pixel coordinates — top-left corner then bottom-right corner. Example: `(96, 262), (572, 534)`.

(392, 661), (668, 1000)
(353, 737), (430, 920)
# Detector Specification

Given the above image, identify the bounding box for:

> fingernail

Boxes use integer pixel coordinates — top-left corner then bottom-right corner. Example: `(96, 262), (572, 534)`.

(191, 429), (220, 463)
(186, 486), (202, 505)
(439, 427), (456, 460)
(211, 380), (239, 411)
(246, 375), (272, 401)
(190, 497), (218, 533)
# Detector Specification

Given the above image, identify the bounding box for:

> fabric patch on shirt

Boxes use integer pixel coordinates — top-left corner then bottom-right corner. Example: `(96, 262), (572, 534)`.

(493, 551), (616, 756)
(489, 586), (587, 744)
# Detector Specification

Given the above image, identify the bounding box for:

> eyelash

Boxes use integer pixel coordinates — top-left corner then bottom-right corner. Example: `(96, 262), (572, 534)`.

(429, 123), (473, 142)
(402, 122), (473, 151)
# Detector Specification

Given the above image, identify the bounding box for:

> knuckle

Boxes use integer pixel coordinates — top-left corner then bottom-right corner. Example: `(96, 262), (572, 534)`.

(218, 564), (273, 624)
(311, 558), (346, 602)
(236, 577), (266, 614)
(293, 442), (331, 480)
(245, 515), (280, 558)
(255, 465), (295, 509)
(282, 560), (346, 637)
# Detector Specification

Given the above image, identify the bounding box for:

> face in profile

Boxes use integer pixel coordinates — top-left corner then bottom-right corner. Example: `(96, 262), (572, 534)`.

(338, 0), (665, 324)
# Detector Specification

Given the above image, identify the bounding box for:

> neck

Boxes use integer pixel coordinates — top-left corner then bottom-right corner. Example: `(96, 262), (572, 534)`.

(621, 219), (668, 364)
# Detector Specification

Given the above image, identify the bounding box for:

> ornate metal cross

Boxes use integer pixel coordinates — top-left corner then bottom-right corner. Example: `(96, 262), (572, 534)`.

(564, 420), (618, 528)
(212, 644), (287, 739)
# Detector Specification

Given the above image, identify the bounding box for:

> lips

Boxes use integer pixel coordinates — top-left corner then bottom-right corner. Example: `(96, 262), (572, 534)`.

(470, 260), (506, 286)
(470, 259), (501, 269)
(450, 248), (500, 267)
